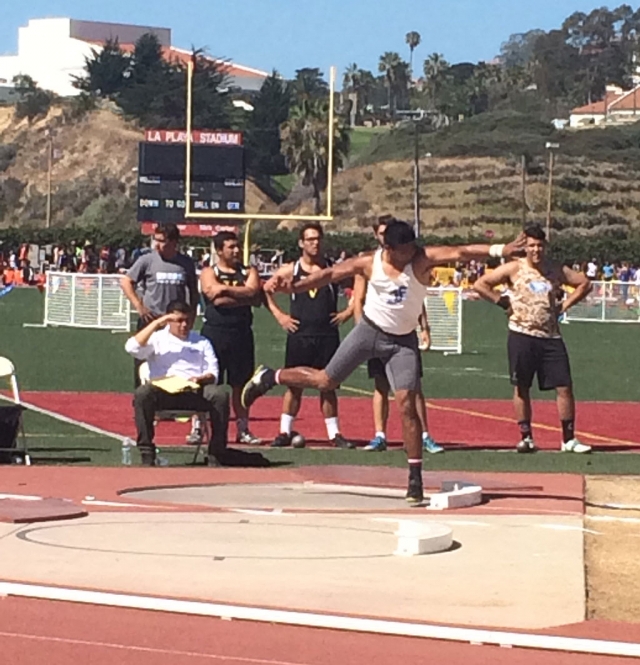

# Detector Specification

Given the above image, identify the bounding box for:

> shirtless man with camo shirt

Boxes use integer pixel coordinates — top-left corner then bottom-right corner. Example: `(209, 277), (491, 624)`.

(474, 223), (592, 454)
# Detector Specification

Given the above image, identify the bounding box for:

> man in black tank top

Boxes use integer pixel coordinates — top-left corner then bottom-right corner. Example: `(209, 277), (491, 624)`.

(264, 223), (355, 448)
(200, 232), (262, 445)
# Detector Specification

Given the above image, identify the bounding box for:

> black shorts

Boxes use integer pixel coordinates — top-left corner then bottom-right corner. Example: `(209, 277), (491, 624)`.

(507, 331), (572, 391)
(368, 357), (423, 380)
(202, 326), (255, 388)
(285, 333), (340, 370)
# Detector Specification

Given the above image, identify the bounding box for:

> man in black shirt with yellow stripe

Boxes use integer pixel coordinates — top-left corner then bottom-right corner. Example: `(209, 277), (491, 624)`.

(265, 223), (355, 448)
(200, 231), (262, 445)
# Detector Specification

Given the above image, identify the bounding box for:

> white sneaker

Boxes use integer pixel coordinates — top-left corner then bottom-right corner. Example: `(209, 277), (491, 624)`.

(561, 439), (591, 454)
(516, 436), (536, 453)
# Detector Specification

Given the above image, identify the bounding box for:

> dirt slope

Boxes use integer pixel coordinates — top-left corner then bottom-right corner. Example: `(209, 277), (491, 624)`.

(0, 104), (276, 228)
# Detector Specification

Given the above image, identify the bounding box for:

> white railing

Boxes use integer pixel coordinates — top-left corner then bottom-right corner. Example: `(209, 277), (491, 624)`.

(424, 287), (463, 354)
(44, 272), (131, 331)
(564, 281), (640, 324)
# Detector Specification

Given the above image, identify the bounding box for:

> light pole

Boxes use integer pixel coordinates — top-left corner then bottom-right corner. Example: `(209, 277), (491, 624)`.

(44, 128), (54, 229)
(545, 142), (560, 238)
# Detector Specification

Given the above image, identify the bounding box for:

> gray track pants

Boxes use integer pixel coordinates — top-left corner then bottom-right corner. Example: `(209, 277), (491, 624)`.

(325, 318), (421, 392)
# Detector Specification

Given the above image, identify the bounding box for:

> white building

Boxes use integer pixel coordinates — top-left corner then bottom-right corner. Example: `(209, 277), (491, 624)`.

(0, 18), (269, 97)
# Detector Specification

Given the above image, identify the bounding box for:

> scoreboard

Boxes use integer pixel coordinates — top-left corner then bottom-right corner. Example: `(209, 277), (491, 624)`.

(137, 130), (245, 226)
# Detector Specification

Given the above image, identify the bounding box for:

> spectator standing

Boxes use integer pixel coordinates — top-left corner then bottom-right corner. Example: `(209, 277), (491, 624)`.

(199, 231), (262, 446)
(586, 259), (598, 279)
(120, 223), (198, 387)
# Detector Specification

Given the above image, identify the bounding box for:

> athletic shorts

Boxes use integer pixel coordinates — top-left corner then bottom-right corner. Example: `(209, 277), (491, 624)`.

(326, 318), (421, 393)
(368, 356), (423, 380)
(201, 326), (255, 388)
(507, 331), (572, 391)
(285, 333), (340, 370)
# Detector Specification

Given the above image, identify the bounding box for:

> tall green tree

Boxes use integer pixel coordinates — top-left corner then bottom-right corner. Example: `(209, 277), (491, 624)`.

(72, 38), (129, 97)
(405, 31), (421, 79)
(12, 75), (53, 123)
(423, 53), (449, 109)
(280, 99), (350, 214)
(245, 71), (292, 176)
(378, 51), (403, 115)
(293, 67), (329, 108)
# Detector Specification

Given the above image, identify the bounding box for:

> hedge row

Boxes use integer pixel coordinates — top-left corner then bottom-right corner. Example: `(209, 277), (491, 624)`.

(1, 225), (639, 265)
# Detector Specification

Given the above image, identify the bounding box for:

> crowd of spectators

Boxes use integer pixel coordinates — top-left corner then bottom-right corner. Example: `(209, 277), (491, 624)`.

(3, 238), (640, 290)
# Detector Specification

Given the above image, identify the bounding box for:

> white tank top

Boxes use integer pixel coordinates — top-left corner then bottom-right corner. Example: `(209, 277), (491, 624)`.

(362, 249), (425, 335)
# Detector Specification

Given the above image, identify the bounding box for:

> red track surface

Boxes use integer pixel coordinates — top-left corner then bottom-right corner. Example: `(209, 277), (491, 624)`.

(19, 391), (640, 449)
(0, 597), (633, 665)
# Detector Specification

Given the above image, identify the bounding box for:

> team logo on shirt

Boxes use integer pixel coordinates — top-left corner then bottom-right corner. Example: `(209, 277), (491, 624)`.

(156, 272), (186, 285)
(528, 281), (551, 295)
(309, 289), (318, 299)
(386, 287), (408, 304)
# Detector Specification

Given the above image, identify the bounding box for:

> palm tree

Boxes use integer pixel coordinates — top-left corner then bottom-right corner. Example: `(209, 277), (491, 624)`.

(343, 63), (361, 126)
(405, 31), (421, 80)
(343, 63), (360, 92)
(280, 99), (350, 214)
(378, 51), (402, 115)
(423, 53), (449, 109)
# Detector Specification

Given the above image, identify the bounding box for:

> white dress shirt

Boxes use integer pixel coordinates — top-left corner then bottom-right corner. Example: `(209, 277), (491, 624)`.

(125, 327), (219, 382)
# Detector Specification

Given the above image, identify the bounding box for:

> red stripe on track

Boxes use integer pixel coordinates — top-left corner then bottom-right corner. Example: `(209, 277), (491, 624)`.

(18, 391), (640, 450)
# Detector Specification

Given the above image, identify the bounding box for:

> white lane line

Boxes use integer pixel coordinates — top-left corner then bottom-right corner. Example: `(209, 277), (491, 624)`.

(1, 582), (640, 658)
(0, 630), (307, 665)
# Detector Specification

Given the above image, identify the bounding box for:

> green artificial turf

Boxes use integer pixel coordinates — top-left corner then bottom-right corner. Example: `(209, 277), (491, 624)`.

(1, 287), (639, 470)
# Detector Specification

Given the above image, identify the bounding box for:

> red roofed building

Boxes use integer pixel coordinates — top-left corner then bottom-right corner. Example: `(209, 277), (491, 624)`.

(570, 84), (640, 128)
(0, 18), (269, 97)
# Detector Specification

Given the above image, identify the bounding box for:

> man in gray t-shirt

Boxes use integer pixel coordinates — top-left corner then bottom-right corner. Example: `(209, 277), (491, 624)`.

(121, 224), (198, 323)
(121, 224), (198, 387)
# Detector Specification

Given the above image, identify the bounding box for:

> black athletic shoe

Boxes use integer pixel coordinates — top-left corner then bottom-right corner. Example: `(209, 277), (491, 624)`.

(406, 477), (424, 506)
(271, 433), (292, 448)
(332, 434), (356, 450)
(241, 365), (276, 409)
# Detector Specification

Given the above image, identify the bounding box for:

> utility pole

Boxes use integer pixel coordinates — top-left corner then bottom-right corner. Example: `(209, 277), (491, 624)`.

(545, 142), (560, 238)
(45, 129), (53, 229)
(521, 154), (527, 226)
(413, 119), (420, 238)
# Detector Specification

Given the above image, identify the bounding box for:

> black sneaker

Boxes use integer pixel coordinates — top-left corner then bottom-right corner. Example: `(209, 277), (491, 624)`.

(332, 434), (355, 450)
(241, 366), (276, 409)
(406, 477), (424, 506)
(271, 433), (292, 448)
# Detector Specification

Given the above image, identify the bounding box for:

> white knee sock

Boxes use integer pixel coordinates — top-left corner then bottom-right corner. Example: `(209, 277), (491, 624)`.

(280, 414), (294, 435)
(325, 417), (340, 440)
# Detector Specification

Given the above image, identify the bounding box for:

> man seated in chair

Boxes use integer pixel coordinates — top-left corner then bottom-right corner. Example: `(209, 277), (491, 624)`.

(125, 300), (229, 467)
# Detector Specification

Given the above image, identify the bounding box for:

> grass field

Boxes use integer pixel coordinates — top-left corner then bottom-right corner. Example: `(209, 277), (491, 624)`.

(1, 287), (639, 471)
(1, 288), (638, 401)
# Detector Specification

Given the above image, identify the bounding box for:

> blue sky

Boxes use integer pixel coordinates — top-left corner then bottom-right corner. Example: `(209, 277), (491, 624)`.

(0, 1), (631, 78)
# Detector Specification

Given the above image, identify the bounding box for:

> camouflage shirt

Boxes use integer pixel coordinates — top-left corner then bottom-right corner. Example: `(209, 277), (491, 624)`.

(508, 259), (563, 339)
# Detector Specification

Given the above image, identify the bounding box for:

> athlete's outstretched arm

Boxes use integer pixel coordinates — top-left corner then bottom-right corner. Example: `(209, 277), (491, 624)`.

(265, 255), (372, 295)
(474, 262), (518, 305)
(560, 267), (592, 313)
(422, 234), (526, 269)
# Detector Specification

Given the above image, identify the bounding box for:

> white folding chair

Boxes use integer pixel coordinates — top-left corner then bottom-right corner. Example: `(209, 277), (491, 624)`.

(0, 356), (30, 465)
(139, 363), (209, 464)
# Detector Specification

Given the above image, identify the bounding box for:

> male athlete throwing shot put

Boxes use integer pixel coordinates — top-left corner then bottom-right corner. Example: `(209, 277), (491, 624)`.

(242, 221), (525, 504)
(474, 223), (592, 453)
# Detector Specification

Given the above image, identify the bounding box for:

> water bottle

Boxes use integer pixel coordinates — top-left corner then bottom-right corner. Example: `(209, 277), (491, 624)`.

(121, 438), (133, 466)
